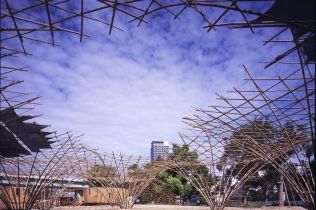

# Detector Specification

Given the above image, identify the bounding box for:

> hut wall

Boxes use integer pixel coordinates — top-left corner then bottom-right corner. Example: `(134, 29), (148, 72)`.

(0, 186), (28, 209)
(83, 187), (127, 205)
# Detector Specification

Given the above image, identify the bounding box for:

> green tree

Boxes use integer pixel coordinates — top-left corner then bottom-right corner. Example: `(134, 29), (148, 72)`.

(217, 117), (274, 204)
(166, 176), (184, 194)
(220, 117), (312, 205)
(162, 144), (212, 204)
(252, 165), (280, 204)
(157, 171), (183, 194)
(153, 183), (163, 194)
(155, 155), (165, 162)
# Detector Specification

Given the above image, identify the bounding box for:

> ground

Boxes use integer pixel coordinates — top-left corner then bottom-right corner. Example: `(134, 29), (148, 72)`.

(52, 204), (307, 210)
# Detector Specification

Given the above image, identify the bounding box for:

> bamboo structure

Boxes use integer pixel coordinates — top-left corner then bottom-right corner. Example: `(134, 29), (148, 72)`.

(1, 1), (314, 60)
(0, 66), (88, 210)
(1, 1), (315, 209)
(81, 149), (167, 209)
(181, 62), (314, 209)
(165, 144), (264, 210)
(0, 132), (86, 210)
(139, 178), (179, 205)
(178, 1), (314, 209)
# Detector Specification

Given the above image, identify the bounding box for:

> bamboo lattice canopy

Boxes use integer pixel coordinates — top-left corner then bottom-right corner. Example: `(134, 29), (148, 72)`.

(0, 0), (314, 209)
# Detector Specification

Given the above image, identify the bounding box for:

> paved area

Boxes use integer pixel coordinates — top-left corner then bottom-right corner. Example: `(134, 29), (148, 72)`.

(52, 205), (307, 210)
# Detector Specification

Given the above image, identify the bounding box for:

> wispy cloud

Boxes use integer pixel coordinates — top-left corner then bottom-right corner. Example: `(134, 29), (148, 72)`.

(3, 1), (301, 157)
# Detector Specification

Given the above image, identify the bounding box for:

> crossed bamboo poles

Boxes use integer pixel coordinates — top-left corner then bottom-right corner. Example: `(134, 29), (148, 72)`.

(0, 66), (89, 210)
(1, 0), (314, 209)
(1, 1), (314, 68)
(181, 64), (314, 209)
(79, 148), (168, 209)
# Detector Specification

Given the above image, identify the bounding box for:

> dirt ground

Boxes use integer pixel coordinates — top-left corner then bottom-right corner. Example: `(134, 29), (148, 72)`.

(52, 204), (307, 210)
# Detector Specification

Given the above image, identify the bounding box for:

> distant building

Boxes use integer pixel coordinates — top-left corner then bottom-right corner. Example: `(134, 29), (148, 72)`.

(150, 141), (169, 162)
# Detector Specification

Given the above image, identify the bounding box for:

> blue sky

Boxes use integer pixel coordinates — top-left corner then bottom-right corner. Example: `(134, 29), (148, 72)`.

(3, 1), (308, 157)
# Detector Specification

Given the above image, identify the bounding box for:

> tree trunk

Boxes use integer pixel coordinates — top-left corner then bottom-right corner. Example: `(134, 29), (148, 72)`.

(279, 164), (284, 206)
(243, 196), (248, 204)
(242, 186), (248, 204)
(263, 185), (269, 204)
(186, 199), (190, 206)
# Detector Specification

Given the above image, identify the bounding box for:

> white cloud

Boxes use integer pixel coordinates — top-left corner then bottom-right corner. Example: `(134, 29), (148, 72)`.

(2, 1), (308, 157)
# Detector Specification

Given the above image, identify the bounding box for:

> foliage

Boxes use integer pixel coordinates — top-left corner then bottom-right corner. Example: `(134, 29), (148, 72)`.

(139, 179), (178, 205)
(303, 142), (314, 163)
(169, 144), (198, 163)
(217, 117), (274, 171)
(89, 165), (117, 177)
(128, 164), (138, 170)
(152, 183), (163, 194)
(157, 171), (183, 195)
(169, 144), (211, 183)
(157, 144), (213, 204)
(127, 164), (146, 177)
(183, 183), (193, 195)
(218, 117), (312, 204)
(166, 176), (184, 194)
(155, 155), (165, 162)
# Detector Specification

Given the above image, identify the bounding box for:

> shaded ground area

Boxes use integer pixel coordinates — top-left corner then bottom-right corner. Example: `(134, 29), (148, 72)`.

(52, 204), (307, 210)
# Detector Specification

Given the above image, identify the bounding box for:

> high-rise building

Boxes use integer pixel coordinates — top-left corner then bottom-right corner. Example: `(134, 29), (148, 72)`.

(150, 141), (169, 162)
